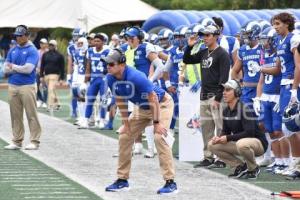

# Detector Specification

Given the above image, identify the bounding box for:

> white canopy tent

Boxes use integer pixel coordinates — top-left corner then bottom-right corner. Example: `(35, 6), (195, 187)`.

(0, 0), (158, 32)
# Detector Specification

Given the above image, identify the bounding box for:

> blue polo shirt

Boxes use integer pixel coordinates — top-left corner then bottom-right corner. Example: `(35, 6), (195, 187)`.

(107, 66), (165, 110)
(6, 42), (39, 85)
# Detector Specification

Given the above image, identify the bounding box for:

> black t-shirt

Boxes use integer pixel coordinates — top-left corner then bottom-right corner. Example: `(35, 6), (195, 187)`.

(222, 100), (268, 152)
(183, 45), (230, 102)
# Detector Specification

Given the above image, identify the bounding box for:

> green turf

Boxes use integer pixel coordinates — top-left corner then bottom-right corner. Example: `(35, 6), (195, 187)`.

(0, 139), (102, 200)
(0, 88), (299, 194)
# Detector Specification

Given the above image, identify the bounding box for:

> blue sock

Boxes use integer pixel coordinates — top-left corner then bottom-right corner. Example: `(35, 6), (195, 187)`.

(72, 98), (77, 116)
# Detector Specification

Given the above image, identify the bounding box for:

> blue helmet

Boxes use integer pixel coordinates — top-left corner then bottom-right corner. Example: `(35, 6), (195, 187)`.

(99, 32), (108, 45)
(173, 25), (188, 47)
(295, 21), (300, 30)
(148, 33), (158, 45)
(283, 102), (300, 132)
(199, 17), (216, 27)
(258, 27), (278, 50)
(257, 20), (271, 32)
(240, 20), (262, 43)
(158, 28), (173, 48)
(186, 23), (205, 38)
(72, 28), (86, 41)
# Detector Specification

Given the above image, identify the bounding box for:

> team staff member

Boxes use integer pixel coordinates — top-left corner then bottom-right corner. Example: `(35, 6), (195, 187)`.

(208, 80), (268, 179)
(183, 25), (230, 168)
(104, 49), (177, 194)
(40, 40), (65, 111)
(4, 25), (41, 150)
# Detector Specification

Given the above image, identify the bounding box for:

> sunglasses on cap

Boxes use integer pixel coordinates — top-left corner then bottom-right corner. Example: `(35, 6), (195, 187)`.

(108, 63), (117, 67)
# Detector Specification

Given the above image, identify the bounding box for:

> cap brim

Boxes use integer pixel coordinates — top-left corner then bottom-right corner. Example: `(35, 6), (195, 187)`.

(199, 30), (212, 35)
(13, 32), (23, 36)
(222, 83), (233, 89)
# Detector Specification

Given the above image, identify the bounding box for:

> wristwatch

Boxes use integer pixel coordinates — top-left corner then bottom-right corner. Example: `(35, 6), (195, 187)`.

(153, 120), (160, 124)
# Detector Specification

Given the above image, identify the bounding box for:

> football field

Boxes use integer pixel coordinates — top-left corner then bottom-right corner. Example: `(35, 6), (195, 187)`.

(0, 88), (298, 200)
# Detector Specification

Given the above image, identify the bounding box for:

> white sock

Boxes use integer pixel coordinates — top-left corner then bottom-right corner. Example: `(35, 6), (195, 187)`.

(145, 126), (155, 150)
(275, 158), (283, 165)
(78, 102), (86, 119)
(283, 157), (291, 166)
(264, 133), (272, 159)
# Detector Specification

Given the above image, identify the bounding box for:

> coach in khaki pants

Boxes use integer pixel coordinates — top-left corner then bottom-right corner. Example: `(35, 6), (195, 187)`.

(208, 80), (268, 179)
(4, 25), (41, 150)
(40, 40), (65, 111)
(103, 49), (178, 194)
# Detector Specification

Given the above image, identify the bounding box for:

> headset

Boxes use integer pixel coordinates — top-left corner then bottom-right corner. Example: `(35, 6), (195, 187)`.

(232, 79), (242, 97)
(113, 48), (126, 64)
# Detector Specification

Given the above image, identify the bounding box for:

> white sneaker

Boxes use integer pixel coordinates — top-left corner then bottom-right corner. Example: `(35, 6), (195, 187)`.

(24, 143), (39, 150)
(257, 158), (273, 167)
(282, 160), (297, 176)
(96, 119), (105, 129)
(78, 119), (89, 129)
(144, 148), (157, 158)
(133, 143), (143, 155)
(42, 103), (47, 108)
(4, 143), (21, 150)
(37, 101), (42, 108)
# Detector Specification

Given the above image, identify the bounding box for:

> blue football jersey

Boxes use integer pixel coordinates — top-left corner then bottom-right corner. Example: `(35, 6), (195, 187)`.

(74, 49), (86, 75)
(67, 43), (77, 61)
(262, 51), (281, 95)
(238, 44), (263, 83)
(169, 46), (184, 85)
(134, 42), (155, 77)
(86, 47), (110, 80)
(276, 32), (300, 81)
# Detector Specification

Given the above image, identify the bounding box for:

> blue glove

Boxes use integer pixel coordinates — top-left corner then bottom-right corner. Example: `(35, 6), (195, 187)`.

(189, 80), (201, 93)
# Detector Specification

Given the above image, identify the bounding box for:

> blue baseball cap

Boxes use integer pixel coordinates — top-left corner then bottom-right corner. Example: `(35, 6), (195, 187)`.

(13, 25), (28, 36)
(125, 27), (140, 37)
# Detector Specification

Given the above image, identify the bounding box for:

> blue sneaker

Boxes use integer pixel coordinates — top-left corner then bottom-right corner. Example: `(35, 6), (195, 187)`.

(105, 179), (130, 192)
(100, 124), (113, 130)
(157, 180), (178, 195)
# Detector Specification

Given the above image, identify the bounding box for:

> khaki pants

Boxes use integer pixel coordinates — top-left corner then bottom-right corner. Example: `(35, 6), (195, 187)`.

(200, 96), (223, 160)
(8, 84), (42, 145)
(208, 138), (264, 171)
(45, 74), (59, 108)
(118, 94), (175, 180)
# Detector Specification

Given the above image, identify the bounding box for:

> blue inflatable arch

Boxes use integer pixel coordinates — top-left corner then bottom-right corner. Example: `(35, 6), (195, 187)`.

(216, 11), (241, 35)
(241, 10), (261, 21)
(177, 10), (200, 24)
(142, 10), (190, 33)
(142, 9), (300, 36)
(228, 11), (250, 29)
(191, 11), (211, 20)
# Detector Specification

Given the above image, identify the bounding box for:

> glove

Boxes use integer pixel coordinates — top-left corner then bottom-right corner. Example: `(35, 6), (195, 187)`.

(252, 97), (261, 116)
(189, 80), (201, 93)
(289, 89), (298, 104)
(273, 102), (280, 113)
(249, 62), (261, 73)
(79, 82), (88, 92)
